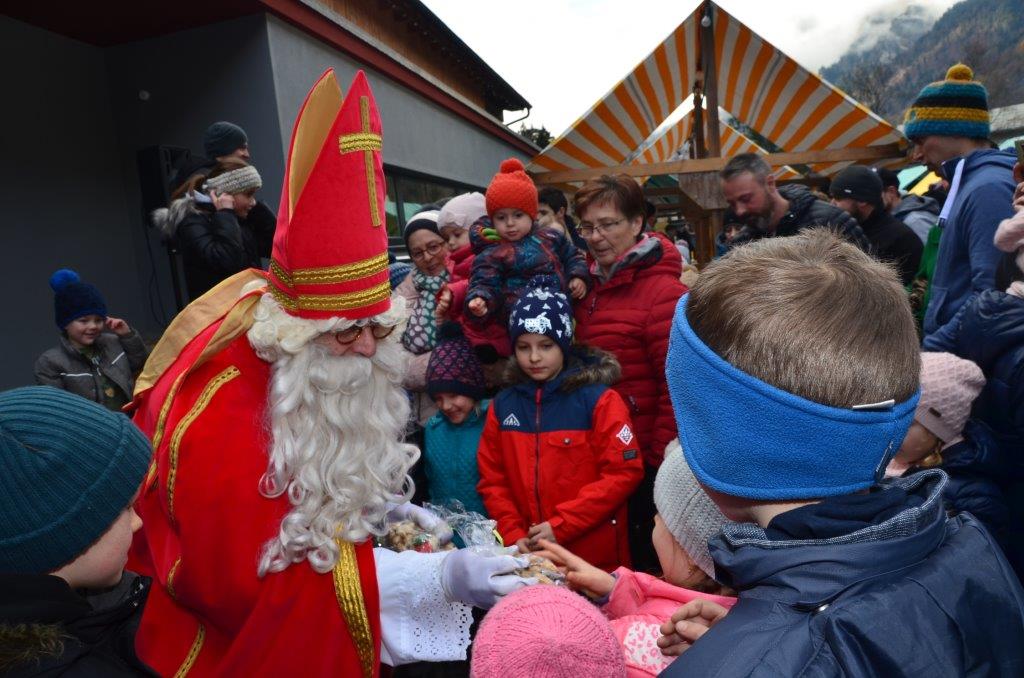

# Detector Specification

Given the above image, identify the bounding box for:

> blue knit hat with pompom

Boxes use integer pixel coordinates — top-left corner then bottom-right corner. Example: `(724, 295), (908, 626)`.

(50, 269), (107, 330)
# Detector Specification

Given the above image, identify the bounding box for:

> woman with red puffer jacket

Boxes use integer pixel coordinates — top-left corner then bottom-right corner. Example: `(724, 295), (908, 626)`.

(572, 175), (688, 573)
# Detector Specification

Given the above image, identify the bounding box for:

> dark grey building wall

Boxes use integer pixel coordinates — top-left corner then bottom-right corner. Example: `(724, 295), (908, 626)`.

(0, 17), (148, 390)
(104, 14), (284, 316)
(265, 15), (529, 188)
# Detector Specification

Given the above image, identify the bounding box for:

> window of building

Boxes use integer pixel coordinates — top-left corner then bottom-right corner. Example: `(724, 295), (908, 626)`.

(384, 166), (483, 251)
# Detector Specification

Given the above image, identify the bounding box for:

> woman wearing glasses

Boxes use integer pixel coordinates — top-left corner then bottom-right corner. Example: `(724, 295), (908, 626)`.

(395, 208), (452, 426)
(572, 174), (688, 575)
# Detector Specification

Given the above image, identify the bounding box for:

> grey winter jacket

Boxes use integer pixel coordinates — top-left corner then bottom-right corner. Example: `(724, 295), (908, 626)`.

(892, 194), (941, 243)
(34, 331), (149, 407)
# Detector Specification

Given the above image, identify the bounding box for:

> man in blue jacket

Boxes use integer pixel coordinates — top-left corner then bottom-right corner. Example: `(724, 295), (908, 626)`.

(903, 64), (1016, 345)
(657, 231), (1024, 677)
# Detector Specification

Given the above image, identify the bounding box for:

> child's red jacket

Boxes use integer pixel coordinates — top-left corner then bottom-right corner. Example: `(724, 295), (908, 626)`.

(477, 350), (643, 571)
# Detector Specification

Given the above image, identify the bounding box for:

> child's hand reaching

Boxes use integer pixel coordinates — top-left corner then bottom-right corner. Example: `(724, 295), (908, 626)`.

(533, 539), (615, 598)
(656, 598), (730, 656)
(435, 286), (452, 320)
(568, 277), (587, 300)
(468, 297), (488, 317)
(105, 317), (131, 337)
(527, 521), (556, 546)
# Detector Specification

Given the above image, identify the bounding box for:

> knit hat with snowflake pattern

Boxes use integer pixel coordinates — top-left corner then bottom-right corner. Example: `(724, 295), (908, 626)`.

(508, 284), (573, 355)
(486, 158), (538, 220)
(904, 64), (989, 140)
(427, 322), (486, 400)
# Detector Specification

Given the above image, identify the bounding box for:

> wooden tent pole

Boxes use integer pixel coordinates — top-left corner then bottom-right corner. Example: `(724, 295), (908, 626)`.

(702, 1), (722, 158)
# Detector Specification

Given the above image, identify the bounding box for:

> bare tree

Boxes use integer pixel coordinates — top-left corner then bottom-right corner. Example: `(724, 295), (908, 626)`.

(840, 62), (896, 121)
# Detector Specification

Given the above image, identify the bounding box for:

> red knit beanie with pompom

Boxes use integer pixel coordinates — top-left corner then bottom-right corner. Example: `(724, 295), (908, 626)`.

(485, 158), (538, 219)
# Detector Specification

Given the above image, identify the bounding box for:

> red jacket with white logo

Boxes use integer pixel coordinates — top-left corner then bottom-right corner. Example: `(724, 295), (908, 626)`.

(477, 349), (644, 571)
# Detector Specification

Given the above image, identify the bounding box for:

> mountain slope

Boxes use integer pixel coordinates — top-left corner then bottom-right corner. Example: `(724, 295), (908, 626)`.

(821, 0), (1024, 124)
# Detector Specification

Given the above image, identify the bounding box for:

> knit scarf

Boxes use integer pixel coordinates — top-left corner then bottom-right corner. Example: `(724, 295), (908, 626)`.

(402, 268), (448, 355)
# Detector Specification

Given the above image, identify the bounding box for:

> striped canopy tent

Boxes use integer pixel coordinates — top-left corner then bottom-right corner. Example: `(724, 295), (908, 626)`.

(634, 108), (801, 180)
(529, 1), (905, 183)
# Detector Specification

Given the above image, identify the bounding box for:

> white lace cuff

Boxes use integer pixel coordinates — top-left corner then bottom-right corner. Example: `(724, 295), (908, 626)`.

(375, 548), (473, 666)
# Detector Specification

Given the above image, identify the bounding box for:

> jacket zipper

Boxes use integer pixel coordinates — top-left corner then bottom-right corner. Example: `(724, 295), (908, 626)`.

(534, 387), (543, 522)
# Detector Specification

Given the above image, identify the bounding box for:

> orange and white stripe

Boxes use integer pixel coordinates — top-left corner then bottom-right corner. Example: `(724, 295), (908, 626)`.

(530, 2), (904, 178)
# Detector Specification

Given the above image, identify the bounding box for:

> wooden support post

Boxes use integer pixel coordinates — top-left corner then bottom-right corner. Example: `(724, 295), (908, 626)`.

(701, 2), (722, 158)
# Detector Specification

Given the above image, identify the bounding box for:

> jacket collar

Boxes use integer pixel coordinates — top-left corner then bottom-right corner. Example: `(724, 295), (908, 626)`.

(591, 232), (675, 286)
(709, 470), (948, 608)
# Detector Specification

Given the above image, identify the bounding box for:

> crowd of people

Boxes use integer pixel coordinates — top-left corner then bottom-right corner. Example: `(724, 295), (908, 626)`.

(2, 61), (1023, 677)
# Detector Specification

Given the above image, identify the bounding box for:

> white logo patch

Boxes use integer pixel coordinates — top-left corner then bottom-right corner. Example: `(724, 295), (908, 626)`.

(522, 312), (552, 334)
(502, 413), (521, 427)
(616, 424), (634, 445)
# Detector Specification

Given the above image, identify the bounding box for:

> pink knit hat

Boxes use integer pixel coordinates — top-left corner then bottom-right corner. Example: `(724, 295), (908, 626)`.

(916, 352), (985, 447)
(471, 585), (626, 678)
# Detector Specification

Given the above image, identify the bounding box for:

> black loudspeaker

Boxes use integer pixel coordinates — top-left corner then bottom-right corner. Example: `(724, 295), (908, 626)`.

(136, 146), (193, 311)
(136, 145), (192, 215)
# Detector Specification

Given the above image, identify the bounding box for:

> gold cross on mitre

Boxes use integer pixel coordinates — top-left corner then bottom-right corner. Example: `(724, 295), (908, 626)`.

(338, 96), (383, 227)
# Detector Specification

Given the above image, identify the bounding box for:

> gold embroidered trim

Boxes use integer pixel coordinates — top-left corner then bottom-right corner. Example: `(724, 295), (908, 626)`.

(270, 252), (387, 287)
(337, 96), (383, 227)
(167, 366), (240, 519)
(173, 623), (205, 678)
(332, 540), (375, 678)
(167, 558), (182, 600)
(146, 371), (188, 492)
(338, 132), (382, 153)
(269, 280), (391, 312)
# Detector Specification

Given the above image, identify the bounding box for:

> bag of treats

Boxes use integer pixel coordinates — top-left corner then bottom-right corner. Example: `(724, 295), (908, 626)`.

(424, 502), (565, 584)
(377, 520), (455, 554)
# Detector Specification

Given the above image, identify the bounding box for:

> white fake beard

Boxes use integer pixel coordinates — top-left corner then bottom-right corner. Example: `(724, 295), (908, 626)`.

(247, 293), (418, 576)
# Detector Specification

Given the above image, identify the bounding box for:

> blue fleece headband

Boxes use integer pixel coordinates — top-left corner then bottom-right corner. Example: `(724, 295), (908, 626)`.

(666, 294), (919, 500)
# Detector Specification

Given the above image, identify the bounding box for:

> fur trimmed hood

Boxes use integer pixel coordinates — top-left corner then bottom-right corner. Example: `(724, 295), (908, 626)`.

(0, 622), (67, 671)
(151, 194), (203, 241)
(504, 345), (620, 392)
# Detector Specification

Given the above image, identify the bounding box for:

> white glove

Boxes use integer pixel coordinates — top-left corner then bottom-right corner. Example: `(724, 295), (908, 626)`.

(440, 546), (535, 609)
(386, 502), (454, 545)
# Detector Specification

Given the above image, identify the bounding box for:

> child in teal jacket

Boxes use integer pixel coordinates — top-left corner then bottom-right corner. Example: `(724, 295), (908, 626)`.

(424, 322), (489, 516)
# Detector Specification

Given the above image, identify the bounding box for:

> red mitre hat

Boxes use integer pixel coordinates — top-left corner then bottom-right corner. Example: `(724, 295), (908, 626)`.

(267, 69), (390, 320)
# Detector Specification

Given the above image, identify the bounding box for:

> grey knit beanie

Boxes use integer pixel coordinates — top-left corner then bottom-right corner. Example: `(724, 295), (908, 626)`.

(202, 165), (262, 196)
(0, 387), (152, 573)
(653, 439), (730, 577)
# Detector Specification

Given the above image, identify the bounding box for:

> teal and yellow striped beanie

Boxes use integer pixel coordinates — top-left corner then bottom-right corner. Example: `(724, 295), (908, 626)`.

(904, 64), (989, 140)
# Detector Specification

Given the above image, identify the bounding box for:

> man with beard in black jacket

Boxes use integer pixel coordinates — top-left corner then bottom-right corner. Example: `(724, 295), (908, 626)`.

(830, 164), (923, 286)
(719, 153), (869, 250)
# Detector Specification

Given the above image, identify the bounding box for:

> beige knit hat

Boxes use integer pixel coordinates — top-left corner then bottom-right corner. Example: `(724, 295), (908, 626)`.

(653, 439), (730, 577)
(916, 352), (985, 447)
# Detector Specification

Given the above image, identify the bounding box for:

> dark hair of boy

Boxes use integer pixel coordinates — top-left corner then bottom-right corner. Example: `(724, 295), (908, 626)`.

(538, 187), (568, 215)
(687, 229), (920, 407)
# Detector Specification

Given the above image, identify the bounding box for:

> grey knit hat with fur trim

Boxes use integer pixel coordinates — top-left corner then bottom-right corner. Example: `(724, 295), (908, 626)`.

(654, 439), (731, 577)
(202, 165), (262, 195)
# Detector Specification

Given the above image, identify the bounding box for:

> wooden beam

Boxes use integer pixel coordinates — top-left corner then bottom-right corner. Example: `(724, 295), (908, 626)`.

(644, 187), (684, 197)
(530, 144), (903, 184)
(701, 1), (721, 158)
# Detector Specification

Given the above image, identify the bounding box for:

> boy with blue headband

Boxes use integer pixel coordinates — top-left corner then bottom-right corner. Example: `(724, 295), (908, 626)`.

(657, 231), (1024, 676)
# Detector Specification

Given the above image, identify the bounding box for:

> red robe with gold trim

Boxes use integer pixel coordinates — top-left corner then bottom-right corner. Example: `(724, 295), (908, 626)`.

(129, 291), (381, 677)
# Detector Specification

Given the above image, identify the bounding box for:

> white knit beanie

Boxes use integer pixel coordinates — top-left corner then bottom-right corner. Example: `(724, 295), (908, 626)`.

(202, 165), (262, 195)
(654, 439), (730, 577)
(438, 192), (487, 233)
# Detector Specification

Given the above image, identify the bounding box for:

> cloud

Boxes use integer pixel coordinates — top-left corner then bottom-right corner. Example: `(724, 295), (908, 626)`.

(420, 0), (958, 136)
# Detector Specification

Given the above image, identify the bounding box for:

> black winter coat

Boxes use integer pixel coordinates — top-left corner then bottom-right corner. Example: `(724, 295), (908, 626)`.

(859, 206), (924, 285)
(176, 201), (276, 300)
(730, 185), (870, 251)
(661, 471), (1024, 678)
(0, 573), (156, 677)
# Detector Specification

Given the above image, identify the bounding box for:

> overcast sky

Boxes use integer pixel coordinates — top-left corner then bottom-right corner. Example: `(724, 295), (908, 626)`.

(422, 0), (958, 134)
